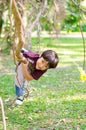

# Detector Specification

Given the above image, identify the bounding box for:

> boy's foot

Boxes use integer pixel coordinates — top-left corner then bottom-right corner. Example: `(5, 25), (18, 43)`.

(15, 96), (24, 105)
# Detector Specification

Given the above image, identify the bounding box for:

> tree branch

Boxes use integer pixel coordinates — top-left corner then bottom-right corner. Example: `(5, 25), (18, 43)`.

(28, 0), (47, 32)
(10, 0), (26, 63)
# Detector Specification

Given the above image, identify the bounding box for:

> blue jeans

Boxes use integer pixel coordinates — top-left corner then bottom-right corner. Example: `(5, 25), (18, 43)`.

(15, 64), (26, 97)
(15, 85), (26, 97)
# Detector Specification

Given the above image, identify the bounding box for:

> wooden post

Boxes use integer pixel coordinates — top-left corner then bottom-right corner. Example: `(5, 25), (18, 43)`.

(0, 97), (7, 130)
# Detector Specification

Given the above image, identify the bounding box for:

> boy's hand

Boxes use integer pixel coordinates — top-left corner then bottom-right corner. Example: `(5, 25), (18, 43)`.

(21, 61), (33, 81)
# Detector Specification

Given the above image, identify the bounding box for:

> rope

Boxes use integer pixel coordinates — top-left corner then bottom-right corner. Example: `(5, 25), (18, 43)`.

(78, 1), (86, 71)
(71, 0), (86, 71)
(0, 97), (7, 130)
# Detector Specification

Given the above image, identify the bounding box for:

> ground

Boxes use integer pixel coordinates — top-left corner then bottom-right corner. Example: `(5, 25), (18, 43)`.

(0, 37), (86, 130)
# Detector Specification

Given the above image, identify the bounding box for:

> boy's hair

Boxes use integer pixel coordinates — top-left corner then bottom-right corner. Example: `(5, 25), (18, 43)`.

(41, 50), (59, 68)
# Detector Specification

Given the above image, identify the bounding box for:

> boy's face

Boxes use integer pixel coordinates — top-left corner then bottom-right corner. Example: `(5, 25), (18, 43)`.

(36, 57), (49, 70)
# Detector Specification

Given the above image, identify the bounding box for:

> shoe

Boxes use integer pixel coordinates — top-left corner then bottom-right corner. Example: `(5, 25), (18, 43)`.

(15, 96), (24, 105)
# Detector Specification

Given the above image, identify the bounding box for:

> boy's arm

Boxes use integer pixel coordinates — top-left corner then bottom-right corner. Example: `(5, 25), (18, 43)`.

(21, 62), (34, 81)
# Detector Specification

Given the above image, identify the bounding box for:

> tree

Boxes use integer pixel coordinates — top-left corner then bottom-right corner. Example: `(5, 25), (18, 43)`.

(0, 1), (4, 35)
(62, 0), (86, 32)
(0, 0), (66, 54)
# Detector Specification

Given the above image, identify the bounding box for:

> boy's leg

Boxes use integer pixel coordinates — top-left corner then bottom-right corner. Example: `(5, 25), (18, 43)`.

(15, 84), (26, 97)
(15, 64), (26, 104)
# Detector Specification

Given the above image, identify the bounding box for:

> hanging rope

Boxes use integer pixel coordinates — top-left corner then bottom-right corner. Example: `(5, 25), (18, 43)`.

(79, 25), (86, 71)
(71, 0), (86, 71)
(0, 97), (7, 130)
(71, 0), (86, 81)
(78, 1), (86, 71)
(78, 1), (86, 81)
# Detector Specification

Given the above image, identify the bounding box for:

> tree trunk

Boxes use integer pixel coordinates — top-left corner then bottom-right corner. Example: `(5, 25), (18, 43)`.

(0, 2), (5, 35)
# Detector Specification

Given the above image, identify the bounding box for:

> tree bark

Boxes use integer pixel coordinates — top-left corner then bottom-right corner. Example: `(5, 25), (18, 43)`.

(10, 0), (26, 63)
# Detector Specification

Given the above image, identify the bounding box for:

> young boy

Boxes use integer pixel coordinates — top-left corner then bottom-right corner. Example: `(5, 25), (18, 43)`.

(15, 49), (59, 105)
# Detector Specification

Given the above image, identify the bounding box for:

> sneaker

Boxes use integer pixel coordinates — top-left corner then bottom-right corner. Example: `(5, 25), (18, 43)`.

(15, 96), (24, 105)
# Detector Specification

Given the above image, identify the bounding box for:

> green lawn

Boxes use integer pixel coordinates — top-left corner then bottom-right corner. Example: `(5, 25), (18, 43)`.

(0, 38), (86, 130)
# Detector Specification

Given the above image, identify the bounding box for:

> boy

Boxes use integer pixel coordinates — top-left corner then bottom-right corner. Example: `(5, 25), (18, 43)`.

(15, 49), (59, 105)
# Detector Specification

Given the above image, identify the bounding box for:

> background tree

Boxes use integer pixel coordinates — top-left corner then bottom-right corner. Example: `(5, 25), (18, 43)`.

(62, 0), (86, 32)
(0, 1), (4, 35)
(0, 0), (66, 52)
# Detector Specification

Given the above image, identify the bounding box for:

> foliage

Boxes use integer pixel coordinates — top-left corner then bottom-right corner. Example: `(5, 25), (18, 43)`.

(62, 0), (86, 32)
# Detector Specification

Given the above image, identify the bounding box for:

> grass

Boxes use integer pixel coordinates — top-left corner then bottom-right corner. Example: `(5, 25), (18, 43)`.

(0, 37), (86, 130)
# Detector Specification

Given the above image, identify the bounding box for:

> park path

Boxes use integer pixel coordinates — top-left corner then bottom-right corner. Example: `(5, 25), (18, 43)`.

(32, 31), (86, 38)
